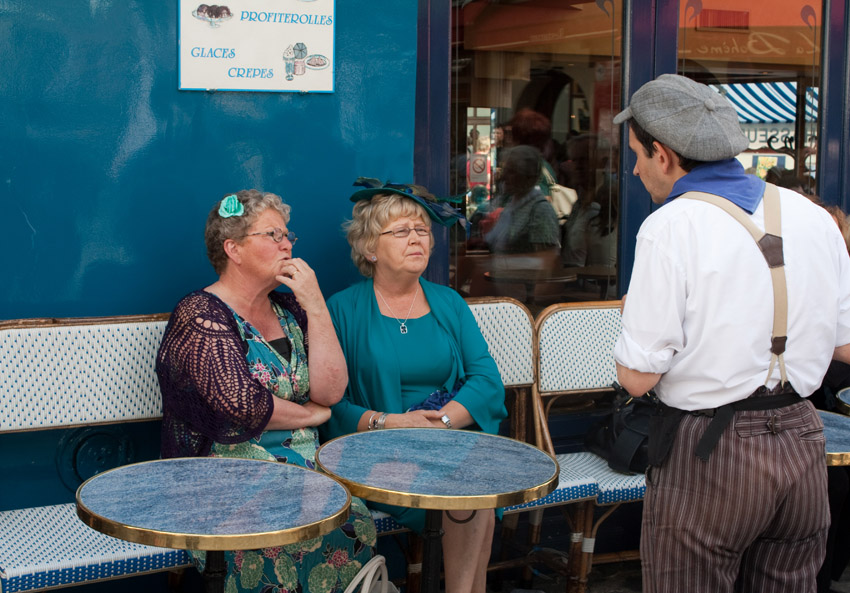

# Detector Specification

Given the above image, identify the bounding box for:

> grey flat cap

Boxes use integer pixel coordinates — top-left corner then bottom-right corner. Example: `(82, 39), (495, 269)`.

(613, 74), (749, 161)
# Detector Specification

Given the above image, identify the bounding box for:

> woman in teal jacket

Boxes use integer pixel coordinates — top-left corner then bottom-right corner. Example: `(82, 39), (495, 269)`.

(322, 182), (507, 593)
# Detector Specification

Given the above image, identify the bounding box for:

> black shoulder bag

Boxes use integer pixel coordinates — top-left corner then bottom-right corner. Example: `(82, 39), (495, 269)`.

(584, 382), (659, 474)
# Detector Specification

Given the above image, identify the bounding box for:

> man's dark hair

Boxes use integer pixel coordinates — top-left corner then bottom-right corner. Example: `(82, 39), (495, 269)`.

(629, 119), (706, 173)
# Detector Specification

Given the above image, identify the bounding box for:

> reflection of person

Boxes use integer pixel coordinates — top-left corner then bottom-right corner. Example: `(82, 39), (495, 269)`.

(322, 183), (507, 593)
(811, 203), (850, 593)
(156, 190), (375, 593)
(508, 108), (558, 199)
(485, 145), (560, 255)
(613, 75), (850, 593)
(562, 180), (618, 268)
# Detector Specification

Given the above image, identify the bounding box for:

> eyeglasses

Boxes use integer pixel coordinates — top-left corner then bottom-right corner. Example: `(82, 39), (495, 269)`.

(243, 228), (298, 244)
(380, 226), (431, 238)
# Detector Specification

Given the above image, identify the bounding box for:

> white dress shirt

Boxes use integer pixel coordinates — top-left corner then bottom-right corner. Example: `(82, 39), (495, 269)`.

(614, 186), (850, 410)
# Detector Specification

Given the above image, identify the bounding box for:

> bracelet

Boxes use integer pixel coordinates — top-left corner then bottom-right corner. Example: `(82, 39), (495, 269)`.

(375, 412), (388, 430)
(367, 412), (378, 431)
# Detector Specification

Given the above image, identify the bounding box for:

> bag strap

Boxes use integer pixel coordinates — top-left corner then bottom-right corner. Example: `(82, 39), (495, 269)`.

(343, 555), (389, 593)
(609, 423), (649, 474)
(540, 163), (556, 185)
(680, 184), (787, 385)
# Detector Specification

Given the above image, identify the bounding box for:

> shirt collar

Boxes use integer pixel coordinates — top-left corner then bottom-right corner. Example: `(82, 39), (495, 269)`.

(666, 159), (765, 214)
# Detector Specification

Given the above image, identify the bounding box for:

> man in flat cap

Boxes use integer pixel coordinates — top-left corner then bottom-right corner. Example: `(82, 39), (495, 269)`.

(612, 73), (850, 592)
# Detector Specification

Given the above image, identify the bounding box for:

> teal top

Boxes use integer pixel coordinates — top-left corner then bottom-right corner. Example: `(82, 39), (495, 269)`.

(380, 312), (454, 410)
(322, 278), (506, 439)
(322, 278), (507, 532)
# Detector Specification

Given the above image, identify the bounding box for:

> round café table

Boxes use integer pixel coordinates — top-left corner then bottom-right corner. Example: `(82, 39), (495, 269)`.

(819, 410), (850, 466)
(315, 428), (559, 593)
(836, 387), (850, 416)
(76, 457), (350, 593)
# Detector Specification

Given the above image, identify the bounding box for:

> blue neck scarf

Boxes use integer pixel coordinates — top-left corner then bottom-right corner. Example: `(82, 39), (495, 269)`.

(666, 159), (765, 214)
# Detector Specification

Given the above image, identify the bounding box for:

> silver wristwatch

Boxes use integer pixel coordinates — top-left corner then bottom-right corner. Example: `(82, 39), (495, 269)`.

(440, 414), (452, 429)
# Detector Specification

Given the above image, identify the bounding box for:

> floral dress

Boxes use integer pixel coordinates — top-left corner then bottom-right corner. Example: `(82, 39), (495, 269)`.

(192, 300), (376, 593)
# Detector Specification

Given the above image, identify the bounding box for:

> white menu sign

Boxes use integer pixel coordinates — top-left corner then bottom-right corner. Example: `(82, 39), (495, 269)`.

(179, 0), (335, 93)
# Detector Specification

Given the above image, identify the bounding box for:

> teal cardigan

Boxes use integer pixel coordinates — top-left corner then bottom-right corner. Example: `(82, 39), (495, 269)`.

(322, 278), (507, 440)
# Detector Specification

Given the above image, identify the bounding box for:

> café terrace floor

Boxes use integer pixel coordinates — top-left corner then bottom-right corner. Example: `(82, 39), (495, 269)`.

(494, 502), (850, 593)
(525, 559), (850, 593)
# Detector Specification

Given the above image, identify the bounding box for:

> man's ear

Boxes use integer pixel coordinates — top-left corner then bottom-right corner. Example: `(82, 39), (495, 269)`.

(653, 142), (678, 174)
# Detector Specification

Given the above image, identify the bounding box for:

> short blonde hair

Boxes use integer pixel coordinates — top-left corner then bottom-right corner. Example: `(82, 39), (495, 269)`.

(205, 189), (291, 275)
(344, 193), (432, 277)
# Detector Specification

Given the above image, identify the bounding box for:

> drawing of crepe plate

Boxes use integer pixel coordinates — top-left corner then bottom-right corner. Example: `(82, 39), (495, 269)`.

(305, 54), (329, 70)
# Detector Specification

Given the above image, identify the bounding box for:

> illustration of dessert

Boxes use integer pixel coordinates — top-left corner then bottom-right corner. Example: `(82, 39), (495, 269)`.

(193, 4), (233, 27)
(283, 45), (296, 81)
(305, 54), (329, 69)
(293, 43), (308, 75)
(283, 43), (329, 80)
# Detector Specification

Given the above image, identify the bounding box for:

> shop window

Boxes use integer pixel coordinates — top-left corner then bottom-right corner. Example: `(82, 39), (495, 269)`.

(450, 0), (622, 313)
(678, 0), (821, 197)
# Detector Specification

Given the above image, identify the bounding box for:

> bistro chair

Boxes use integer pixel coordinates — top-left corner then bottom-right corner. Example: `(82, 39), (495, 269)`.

(466, 297), (600, 588)
(531, 301), (646, 593)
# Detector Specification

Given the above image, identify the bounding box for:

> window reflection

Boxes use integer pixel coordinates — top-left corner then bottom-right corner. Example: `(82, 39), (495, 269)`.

(677, 0), (820, 197)
(450, 0), (622, 312)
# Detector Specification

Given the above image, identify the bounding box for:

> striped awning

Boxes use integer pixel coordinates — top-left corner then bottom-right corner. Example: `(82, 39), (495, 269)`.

(713, 82), (818, 124)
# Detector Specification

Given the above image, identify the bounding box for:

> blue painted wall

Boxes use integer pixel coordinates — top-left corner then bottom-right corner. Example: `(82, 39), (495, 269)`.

(0, 1), (419, 320)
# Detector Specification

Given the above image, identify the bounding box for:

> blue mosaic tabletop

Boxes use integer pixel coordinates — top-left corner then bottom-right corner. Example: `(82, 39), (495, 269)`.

(819, 410), (850, 466)
(76, 457), (349, 550)
(315, 429), (558, 510)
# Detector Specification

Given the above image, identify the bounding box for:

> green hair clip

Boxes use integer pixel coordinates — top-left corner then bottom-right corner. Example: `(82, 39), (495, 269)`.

(218, 194), (244, 218)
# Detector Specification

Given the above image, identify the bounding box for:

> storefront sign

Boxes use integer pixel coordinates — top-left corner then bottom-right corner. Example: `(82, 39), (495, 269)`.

(179, 0), (335, 92)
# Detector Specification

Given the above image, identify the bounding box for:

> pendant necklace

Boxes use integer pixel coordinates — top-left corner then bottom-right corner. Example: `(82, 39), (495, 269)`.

(375, 284), (419, 334)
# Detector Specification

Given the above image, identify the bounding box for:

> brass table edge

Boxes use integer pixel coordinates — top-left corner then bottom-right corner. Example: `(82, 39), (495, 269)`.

(827, 451), (850, 467)
(76, 457), (351, 550)
(316, 429), (560, 510)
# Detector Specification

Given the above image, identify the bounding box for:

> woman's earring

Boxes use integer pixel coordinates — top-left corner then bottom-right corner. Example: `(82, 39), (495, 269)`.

(370, 256), (377, 262)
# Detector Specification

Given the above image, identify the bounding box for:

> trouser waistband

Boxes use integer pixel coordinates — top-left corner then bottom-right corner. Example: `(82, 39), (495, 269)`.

(690, 385), (801, 461)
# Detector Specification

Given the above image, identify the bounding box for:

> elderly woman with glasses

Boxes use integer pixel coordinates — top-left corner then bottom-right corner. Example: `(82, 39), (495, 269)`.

(321, 181), (507, 593)
(156, 189), (375, 593)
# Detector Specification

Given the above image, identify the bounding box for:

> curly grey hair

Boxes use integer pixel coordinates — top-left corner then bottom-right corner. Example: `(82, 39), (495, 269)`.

(343, 193), (432, 277)
(205, 189), (291, 275)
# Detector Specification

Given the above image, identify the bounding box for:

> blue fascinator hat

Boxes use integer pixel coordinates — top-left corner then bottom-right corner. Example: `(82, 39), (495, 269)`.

(350, 178), (468, 230)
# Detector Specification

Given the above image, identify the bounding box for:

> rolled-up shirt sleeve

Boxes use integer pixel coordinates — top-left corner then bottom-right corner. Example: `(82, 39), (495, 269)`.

(614, 228), (686, 375)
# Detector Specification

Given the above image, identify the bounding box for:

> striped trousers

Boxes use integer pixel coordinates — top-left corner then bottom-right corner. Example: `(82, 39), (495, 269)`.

(642, 398), (829, 593)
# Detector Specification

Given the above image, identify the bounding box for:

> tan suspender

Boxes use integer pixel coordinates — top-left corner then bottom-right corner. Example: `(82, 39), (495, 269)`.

(680, 183), (787, 386)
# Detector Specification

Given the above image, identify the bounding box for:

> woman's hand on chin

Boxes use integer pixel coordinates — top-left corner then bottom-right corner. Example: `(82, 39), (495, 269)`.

(385, 410), (444, 429)
(276, 258), (327, 315)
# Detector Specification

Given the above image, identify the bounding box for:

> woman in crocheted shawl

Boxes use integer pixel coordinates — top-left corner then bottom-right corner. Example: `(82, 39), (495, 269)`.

(156, 190), (375, 593)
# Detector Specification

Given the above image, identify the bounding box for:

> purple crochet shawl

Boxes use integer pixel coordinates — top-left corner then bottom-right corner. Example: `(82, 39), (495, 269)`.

(156, 290), (308, 459)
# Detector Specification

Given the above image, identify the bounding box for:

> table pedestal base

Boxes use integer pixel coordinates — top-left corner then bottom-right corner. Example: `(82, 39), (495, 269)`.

(421, 510), (444, 593)
(204, 550), (227, 593)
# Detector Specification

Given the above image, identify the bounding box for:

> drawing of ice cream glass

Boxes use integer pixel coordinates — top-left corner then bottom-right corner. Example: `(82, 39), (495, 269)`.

(293, 43), (308, 75)
(283, 45), (296, 80)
